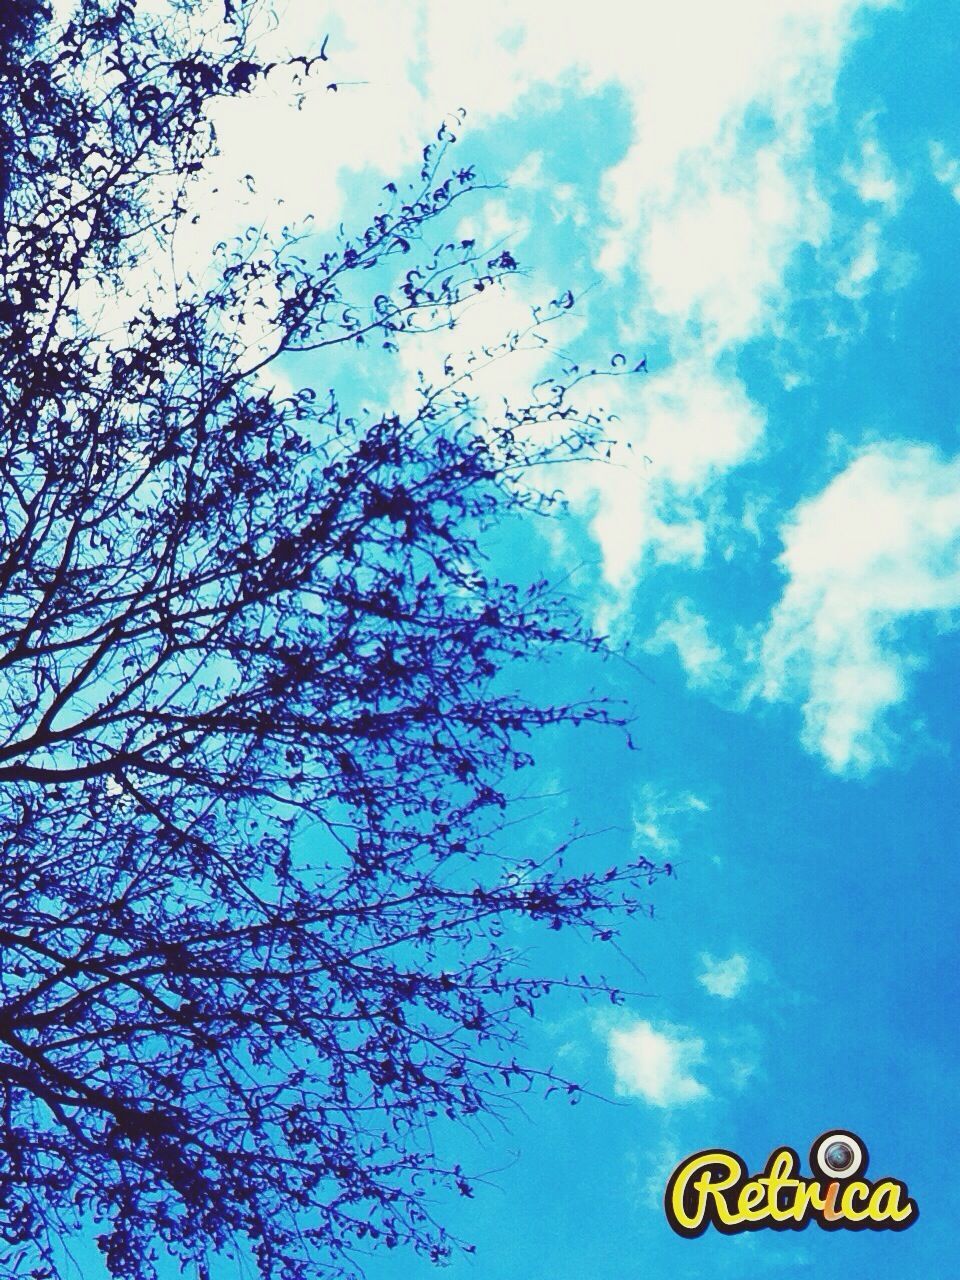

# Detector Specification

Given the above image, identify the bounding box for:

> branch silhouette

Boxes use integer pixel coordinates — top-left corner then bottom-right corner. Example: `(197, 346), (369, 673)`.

(0, 3), (660, 1277)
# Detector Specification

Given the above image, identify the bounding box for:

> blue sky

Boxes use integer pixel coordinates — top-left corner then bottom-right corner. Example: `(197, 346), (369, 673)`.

(72, 0), (960, 1275)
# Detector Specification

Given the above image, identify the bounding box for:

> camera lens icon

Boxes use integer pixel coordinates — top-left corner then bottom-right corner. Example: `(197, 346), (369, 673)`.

(811, 1131), (866, 1180)
(824, 1142), (854, 1172)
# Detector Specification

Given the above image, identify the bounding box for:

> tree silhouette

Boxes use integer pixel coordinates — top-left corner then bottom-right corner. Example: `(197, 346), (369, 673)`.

(0, 3), (659, 1277)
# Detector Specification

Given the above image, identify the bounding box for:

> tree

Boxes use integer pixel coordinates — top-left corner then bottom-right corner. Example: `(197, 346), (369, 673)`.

(0, 3), (659, 1277)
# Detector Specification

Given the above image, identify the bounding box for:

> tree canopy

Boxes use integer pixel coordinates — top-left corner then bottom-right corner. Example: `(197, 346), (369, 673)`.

(0, 3), (659, 1277)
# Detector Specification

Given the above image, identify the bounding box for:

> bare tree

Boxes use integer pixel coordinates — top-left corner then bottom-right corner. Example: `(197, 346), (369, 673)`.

(0, 3), (658, 1277)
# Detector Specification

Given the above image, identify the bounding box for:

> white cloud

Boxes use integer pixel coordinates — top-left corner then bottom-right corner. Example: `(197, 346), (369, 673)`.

(632, 144), (828, 352)
(632, 785), (709, 871)
(593, 1), (883, 351)
(698, 953), (750, 999)
(571, 361), (764, 603)
(608, 1020), (708, 1107)
(644, 599), (731, 692)
(759, 443), (960, 773)
(836, 218), (882, 299)
(929, 140), (960, 202)
(843, 123), (902, 211)
(832, 119), (907, 304)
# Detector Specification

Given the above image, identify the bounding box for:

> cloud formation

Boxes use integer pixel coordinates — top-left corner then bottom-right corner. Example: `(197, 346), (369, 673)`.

(607, 1020), (708, 1107)
(579, 362), (765, 603)
(759, 443), (960, 773)
(698, 953), (750, 999)
(644, 598), (732, 693)
(929, 140), (960, 202)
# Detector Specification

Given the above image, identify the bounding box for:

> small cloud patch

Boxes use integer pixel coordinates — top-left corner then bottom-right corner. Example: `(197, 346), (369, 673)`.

(644, 599), (732, 693)
(607, 1020), (708, 1107)
(698, 953), (750, 999)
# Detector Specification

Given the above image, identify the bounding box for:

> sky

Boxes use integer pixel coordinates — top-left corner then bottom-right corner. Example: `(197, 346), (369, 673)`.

(69, 0), (960, 1276)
